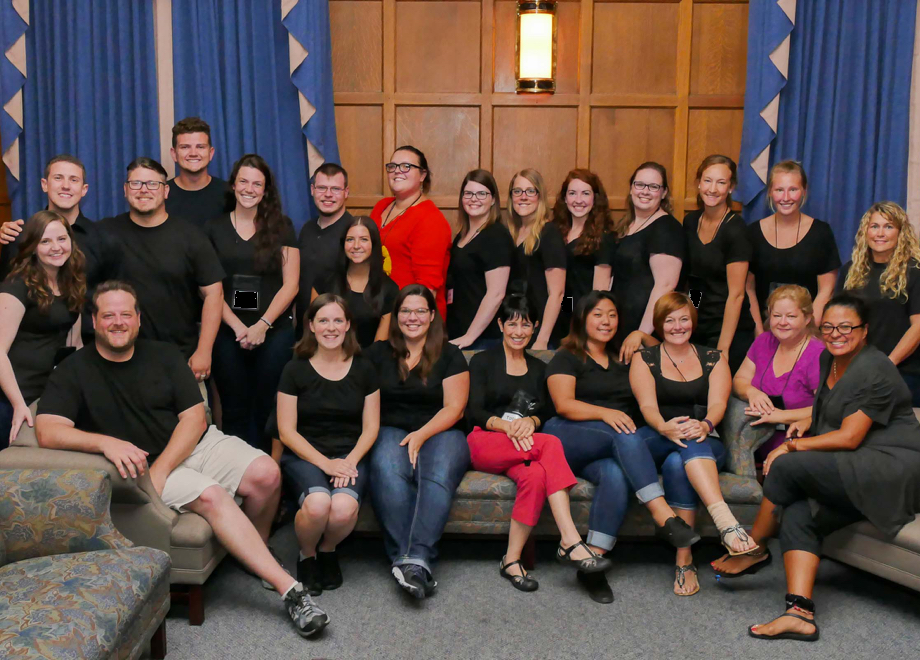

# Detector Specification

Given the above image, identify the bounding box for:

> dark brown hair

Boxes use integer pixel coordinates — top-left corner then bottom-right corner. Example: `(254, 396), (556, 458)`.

(695, 155), (737, 209)
(43, 154), (86, 181)
(552, 169), (612, 255)
(387, 284), (446, 383)
(225, 154), (287, 274)
(615, 161), (674, 237)
(652, 292), (697, 337)
(92, 280), (139, 313)
(328, 216), (388, 317)
(457, 169), (501, 237)
(172, 117), (212, 148)
(311, 162), (349, 188)
(7, 211), (85, 314)
(391, 145), (432, 194)
(294, 293), (360, 359)
(560, 290), (620, 360)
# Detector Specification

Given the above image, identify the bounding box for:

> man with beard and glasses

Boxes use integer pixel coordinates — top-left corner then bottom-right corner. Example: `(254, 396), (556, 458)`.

(165, 117), (229, 228)
(35, 281), (330, 638)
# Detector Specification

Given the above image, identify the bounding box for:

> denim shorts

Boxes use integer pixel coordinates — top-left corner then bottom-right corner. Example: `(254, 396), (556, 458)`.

(281, 452), (369, 503)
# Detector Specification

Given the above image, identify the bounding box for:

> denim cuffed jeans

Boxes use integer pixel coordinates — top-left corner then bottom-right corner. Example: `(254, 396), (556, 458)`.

(369, 426), (470, 574)
(542, 417), (631, 552)
(612, 427), (726, 510)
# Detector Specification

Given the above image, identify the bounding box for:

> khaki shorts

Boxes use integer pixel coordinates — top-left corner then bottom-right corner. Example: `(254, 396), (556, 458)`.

(161, 425), (267, 511)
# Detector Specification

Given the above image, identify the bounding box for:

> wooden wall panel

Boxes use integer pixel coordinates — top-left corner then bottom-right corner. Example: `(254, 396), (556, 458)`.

(684, 107), (744, 204)
(330, 1), (384, 93)
(689, 3), (748, 96)
(334, 105), (385, 197)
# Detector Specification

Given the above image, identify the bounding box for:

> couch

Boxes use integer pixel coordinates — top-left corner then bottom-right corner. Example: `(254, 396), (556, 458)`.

(0, 469), (171, 659)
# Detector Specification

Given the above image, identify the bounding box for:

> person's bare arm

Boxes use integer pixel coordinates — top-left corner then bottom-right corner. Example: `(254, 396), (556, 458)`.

(889, 314), (920, 366)
(346, 390), (381, 466)
(533, 268), (565, 350)
(402, 372), (470, 467)
(450, 267), (510, 348)
(812, 270), (838, 325)
(764, 410), (874, 475)
(190, 282), (223, 379)
(547, 372), (635, 433)
(593, 264), (612, 291)
(36, 414), (150, 480)
(148, 403), (208, 495)
(374, 314), (391, 342)
(717, 261), (749, 355)
(638, 254), (682, 333)
(745, 273), (764, 334)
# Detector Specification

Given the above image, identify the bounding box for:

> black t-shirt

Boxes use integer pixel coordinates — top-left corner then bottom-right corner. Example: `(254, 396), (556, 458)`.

(366, 340), (469, 432)
(277, 354), (379, 457)
(447, 222), (515, 340)
(101, 214), (225, 358)
(314, 273), (399, 347)
(839, 260), (920, 376)
(545, 348), (640, 421)
(164, 177), (229, 229)
(297, 212), (353, 326)
(511, 223), (567, 327)
(0, 277), (79, 403)
(749, 219), (841, 311)
(467, 346), (552, 429)
(38, 341), (203, 461)
(682, 210), (753, 338)
(204, 214), (298, 327)
(606, 214), (684, 337)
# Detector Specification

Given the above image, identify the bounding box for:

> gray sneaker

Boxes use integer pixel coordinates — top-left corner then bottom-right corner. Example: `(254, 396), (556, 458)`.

(284, 584), (329, 638)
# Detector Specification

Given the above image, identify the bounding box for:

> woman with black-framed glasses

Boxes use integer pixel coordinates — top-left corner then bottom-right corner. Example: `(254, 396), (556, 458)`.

(371, 146), (452, 321)
(446, 169), (514, 349)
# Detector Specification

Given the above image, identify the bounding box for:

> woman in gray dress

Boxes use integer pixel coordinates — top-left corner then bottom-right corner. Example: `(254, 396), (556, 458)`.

(727, 293), (920, 641)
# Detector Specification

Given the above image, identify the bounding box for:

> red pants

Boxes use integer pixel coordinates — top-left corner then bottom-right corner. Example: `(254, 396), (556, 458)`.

(467, 428), (578, 526)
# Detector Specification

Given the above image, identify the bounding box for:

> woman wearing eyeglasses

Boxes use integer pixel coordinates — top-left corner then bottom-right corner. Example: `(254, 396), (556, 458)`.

(366, 284), (470, 599)
(371, 146), (452, 321)
(839, 202), (920, 405)
(730, 294), (920, 641)
(681, 156), (753, 371)
(446, 170), (514, 349)
(600, 162), (684, 354)
(504, 169), (566, 350)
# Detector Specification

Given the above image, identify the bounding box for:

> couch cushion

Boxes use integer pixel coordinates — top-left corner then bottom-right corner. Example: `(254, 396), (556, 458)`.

(0, 546), (170, 659)
(834, 516), (920, 555)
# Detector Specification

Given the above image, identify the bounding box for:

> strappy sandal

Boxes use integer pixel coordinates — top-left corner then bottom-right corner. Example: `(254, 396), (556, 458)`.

(499, 556), (538, 592)
(712, 549), (772, 579)
(556, 541), (612, 574)
(749, 594), (819, 642)
(674, 564), (700, 597)
(719, 524), (760, 556)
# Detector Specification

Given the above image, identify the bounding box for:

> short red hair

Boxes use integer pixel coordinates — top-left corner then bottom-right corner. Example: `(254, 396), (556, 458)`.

(652, 292), (697, 337)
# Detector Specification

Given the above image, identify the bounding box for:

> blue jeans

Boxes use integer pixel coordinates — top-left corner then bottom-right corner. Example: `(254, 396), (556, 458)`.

(211, 323), (294, 451)
(368, 426), (470, 573)
(542, 417), (631, 552)
(612, 427), (726, 510)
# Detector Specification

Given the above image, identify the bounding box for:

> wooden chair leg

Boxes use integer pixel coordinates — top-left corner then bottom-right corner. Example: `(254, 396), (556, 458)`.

(188, 585), (204, 626)
(521, 536), (536, 570)
(151, 620), (167, 659)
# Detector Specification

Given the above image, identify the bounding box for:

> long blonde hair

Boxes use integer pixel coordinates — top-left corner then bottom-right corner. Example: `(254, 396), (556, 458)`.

(504, 169), (550, 256)
(844, 202), (920, 300)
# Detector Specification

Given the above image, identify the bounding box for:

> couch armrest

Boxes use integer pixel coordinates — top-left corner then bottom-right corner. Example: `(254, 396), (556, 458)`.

(720, 397), (774, 478)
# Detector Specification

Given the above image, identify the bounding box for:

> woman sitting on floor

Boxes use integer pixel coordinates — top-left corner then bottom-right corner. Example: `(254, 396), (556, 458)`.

(467, 293), (612, 592)
(276, 294), (380, 595)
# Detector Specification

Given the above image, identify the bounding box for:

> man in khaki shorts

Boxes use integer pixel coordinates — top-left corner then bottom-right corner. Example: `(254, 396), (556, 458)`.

(35, 281), (329, 638)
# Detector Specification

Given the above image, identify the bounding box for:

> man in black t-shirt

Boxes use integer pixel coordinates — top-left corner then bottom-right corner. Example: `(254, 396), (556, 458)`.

(35, 282), (329, 638)
(165, 117), (229, 228)
(101, 157), (224, 382)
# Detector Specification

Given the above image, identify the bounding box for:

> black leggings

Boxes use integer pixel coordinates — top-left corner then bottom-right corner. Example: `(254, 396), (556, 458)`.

(762, 451), (863, 556)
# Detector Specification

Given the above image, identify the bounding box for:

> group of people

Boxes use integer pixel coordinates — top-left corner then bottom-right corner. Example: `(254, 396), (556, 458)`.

(1, 116), (919, 642)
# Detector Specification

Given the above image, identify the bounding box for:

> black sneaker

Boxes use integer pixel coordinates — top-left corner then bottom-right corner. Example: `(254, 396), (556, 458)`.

(317, 550), (343, 590)
(577, 570), (614, 604)
(284, 584), (329, 638)
(392, 565), (436, 599)
(297, 555), (323, 596)
(654, 516), (701, 549)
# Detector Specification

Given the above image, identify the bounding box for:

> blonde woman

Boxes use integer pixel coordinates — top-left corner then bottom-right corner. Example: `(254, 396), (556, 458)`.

(839, 201), (920, 404)
(504, 169), (566, 349)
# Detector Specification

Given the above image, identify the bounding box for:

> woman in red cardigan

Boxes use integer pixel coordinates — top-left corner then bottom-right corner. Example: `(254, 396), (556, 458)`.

(371, 146), (452, 320)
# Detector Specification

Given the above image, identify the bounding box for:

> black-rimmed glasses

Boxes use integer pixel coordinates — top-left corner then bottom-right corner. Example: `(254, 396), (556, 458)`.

(510, 187), (538, 198)
(819, 323), (865, 335)
(385, 162), (423, 174)
(127, 180), (164, 191)
(632, 181), (663, 193)
(462, 190), (492, 200)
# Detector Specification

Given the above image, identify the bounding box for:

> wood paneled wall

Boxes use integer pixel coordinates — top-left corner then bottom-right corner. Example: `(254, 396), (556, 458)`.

(330, 0), (748, 220)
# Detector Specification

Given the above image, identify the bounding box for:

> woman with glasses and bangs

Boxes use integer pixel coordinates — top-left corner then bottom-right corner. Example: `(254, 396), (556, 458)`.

(366, 284), (470, 599)
(446, 169), (514, 349)
(371, 146), (452, 320)
(504, 169), (567, 350)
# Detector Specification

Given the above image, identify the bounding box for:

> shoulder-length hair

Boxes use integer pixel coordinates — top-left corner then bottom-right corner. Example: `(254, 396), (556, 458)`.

(225, 154), (287, 274)
(652, 292), (697, 337)
(504, 168), (550, 256)
(845, 202), (920, 301)
(387, 284), (446, 383)
(765, 284), (816, 335)
(328, 216), (388, 315)
(7, 210), (86, 314)
(294, 293), (360, 359)
(456, 169), (501, 237)
(694, 155), (738, 210)
(561, 290), (621, 360)
(614, 161), (674, 238)
(553, 169), (612, 255)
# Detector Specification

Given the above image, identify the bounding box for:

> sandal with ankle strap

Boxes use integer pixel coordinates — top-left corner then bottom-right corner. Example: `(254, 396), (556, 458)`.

(556, 541), (612, 574)
(499, 557), (538, 592)
(674, 564), (700, 597)
(749, 593), (820, 642)
(719, 524), (760, 557)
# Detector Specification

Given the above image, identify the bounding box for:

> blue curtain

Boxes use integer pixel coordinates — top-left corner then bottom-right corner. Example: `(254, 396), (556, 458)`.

(742, 0), (917, 260)
(9, 0), (159, 221)
(171, 0), (315, 230)
(0, 1), (27, 211)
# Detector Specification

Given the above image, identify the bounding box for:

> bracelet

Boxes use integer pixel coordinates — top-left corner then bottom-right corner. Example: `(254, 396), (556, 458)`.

(786, 438), (798, 452)
(530, 416), (540, 428)
(259, 317), (273, 329)
(703, 419), (715, 434)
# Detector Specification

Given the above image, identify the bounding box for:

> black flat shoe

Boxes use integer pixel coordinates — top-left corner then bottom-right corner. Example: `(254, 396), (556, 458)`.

(556, 541), (613, 574)
(577, 570), (614, 604)
(317, 550), (343, 590)
(296, 555), (323, 597)
(654, 516), (701, 549)
(499, 557), (539, 592)
(712, 550), (772, 579)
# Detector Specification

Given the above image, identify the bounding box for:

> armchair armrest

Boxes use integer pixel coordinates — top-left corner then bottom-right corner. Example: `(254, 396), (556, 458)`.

(720, 397), (774, 478)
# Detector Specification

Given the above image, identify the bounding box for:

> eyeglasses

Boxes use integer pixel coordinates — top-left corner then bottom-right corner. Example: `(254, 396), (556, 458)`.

(385, 162), (423, 174)
(632, 181), (663, 193)
(510, 187), (538, 198)
(126, 180), (164, 191)
(819, 323), (865, 335)
(398, 308), (432, 317)
(313, 186), (345, 195)
(462, 190), (492, 200)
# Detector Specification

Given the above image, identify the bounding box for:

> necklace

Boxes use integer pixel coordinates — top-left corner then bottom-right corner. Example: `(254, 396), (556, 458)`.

(383, 193), (422, 227)
(758, 334), (808, 395)
(662, 344), (697, 382)
(629, 209), (660, 236)
(697, 208), (731, 244)
(774, 213), (802, 249)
